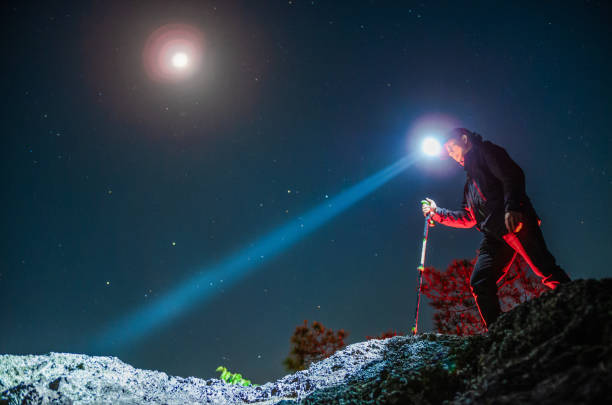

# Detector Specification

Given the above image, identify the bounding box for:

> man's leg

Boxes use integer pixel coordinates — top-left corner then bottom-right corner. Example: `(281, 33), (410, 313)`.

(502, 214), (571, 289)
(470, 236), (517, 329)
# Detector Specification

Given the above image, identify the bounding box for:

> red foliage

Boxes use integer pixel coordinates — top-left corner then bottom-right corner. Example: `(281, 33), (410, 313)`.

(365, 329), (404, 340)
(421, 255), (546, 335)
(283, 320), (348, 372)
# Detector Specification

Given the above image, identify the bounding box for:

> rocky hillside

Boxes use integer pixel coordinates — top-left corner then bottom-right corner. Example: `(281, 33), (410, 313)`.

(1, 279), (610, 404)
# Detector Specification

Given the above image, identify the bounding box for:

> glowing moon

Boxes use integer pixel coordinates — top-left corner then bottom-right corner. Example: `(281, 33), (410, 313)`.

(142, 24), (204, 83)
(172, 52), (189, 68)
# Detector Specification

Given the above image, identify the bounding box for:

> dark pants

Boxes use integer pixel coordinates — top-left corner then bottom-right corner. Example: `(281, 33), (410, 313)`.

(470, 214), (571, 329)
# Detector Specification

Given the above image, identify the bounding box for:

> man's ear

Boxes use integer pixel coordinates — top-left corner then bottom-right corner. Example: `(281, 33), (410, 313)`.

(461, 134), (468, 145)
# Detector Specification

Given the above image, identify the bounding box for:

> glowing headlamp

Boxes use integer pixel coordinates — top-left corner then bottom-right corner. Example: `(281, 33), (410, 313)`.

(421, 137), (442, 157)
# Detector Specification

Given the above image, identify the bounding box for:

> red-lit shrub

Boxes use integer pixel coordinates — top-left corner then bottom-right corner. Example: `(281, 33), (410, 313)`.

(283, 320), (348, 372)
(421, 255), (546, 335)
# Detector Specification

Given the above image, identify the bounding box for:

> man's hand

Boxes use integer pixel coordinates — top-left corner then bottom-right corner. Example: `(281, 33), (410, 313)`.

(422, 198), (437, 217)
(505, 211), (523, 233)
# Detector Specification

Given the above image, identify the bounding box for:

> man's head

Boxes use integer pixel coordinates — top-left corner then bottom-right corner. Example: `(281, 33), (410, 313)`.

(443, 128), (474, 166)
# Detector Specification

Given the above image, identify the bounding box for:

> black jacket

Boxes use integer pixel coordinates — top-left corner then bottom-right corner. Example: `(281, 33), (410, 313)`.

(432, 137), (539, 237)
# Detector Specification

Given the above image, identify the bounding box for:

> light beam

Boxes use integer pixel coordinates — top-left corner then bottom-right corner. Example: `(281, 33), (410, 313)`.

(86, 153), (420, 353)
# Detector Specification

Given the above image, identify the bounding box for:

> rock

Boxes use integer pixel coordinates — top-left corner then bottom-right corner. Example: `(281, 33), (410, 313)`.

(1, 279), (610, 404)
(48, 376), (68, 391)
(451, 278), (612, 405)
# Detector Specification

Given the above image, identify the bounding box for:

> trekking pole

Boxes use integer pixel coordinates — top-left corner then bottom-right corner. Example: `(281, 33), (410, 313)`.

(412, 200), (435, 335)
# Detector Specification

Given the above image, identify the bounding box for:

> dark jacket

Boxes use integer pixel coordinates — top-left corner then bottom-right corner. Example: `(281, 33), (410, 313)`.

(431, 136), (539, 237)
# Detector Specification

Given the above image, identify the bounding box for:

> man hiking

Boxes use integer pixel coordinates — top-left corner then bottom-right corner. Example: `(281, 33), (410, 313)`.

(422, 127), (571, 330)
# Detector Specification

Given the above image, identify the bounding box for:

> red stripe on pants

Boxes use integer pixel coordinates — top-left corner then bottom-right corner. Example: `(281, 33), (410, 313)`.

(501, 232), (561, 289)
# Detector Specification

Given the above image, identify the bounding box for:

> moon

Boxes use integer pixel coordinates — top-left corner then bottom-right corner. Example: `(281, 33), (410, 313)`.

(172, 52), (189, 68)
(142, 24), (204, 83)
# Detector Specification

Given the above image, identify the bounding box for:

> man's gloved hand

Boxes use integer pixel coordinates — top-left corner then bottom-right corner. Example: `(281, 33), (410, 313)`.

(422, 197), (437, 217)
(505, 211), (524, 233)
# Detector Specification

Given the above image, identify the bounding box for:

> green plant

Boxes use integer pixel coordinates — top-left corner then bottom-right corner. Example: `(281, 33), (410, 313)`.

(215, 366), (259, 387)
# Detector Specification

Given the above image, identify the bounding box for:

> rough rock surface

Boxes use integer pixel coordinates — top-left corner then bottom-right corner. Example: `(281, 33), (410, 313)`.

(452, 277), (612, 405)
(1, 279), (610, 404)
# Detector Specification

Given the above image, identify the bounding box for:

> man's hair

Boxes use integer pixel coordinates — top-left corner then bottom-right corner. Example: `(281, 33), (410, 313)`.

(443, 128), (483, 146)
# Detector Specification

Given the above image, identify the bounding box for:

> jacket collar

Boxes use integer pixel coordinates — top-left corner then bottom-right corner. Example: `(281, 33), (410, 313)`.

(463, 144), (476, 172)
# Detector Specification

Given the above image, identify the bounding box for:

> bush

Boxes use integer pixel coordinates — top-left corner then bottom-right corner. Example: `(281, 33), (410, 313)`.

(283, 320), (348, 372)
(421, 256), (546, 335)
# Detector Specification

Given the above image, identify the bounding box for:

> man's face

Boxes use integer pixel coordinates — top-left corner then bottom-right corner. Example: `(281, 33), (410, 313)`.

(444, 138), (467, 166)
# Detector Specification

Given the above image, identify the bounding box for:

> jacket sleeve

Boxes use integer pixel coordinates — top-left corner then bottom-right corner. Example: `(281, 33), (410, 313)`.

(431, 189), (477, 228)
(481, 143), (526, 212)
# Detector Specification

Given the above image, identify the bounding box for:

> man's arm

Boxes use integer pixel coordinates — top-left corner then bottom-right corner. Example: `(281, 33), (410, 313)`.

(430, 190), (477, 228)
(481, 143), (526, 213)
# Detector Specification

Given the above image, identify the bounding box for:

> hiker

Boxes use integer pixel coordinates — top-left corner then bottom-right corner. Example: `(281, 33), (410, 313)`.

(422, 128), (571, 330)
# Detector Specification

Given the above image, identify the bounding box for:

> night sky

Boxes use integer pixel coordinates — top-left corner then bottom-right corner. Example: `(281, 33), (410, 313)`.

(2, 1), (611, 384)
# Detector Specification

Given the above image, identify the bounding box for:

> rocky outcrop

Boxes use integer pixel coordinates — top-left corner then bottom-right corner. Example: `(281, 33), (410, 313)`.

(1, 279), (610, 404)
(452, 278), (612, 404)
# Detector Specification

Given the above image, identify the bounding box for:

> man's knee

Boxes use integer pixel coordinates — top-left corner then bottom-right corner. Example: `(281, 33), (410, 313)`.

(470, 275), (497, 297)
(542, 269), (571, 289)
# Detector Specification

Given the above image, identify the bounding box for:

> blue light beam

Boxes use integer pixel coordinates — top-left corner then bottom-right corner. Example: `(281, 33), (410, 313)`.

(87, 152), (419, 353)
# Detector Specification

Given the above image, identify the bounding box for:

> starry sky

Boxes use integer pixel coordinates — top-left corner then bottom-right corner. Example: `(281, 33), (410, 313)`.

(2, 0), (611, 384)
